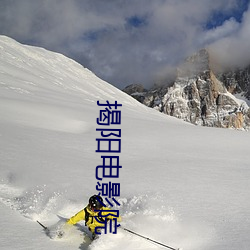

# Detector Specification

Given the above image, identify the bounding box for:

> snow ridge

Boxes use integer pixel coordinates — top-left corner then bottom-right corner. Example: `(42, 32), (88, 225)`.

(1, 36), (250, 250)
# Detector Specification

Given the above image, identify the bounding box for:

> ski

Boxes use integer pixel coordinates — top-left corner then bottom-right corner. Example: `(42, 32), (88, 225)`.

(37, 219), (91, 241)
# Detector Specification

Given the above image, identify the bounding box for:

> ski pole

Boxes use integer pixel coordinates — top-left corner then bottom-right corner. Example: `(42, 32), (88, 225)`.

(121, 227), (180, 250)
(37, 220), (48, 231)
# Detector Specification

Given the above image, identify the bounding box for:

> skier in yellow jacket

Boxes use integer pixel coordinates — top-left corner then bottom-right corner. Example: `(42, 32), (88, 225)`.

(67, 195), (121, 239)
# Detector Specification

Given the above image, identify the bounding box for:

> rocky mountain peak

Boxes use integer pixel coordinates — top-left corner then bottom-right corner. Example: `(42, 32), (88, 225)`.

(177, 49), (210, 78)
(123, 49), (250, 130)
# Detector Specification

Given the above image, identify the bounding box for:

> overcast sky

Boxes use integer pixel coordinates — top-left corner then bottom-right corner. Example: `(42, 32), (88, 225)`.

(0, 0), (249, 89)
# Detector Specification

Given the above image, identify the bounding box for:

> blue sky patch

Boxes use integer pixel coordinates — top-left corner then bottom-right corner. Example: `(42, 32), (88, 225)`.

(206, 0), (249, 29)
(126, 15), (147, 28)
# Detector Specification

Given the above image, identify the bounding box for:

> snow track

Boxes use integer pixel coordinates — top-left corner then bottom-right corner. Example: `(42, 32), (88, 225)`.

(0, 182), (209, 250)
(0, 179), (184, 249)
(0, 181), (64, 221)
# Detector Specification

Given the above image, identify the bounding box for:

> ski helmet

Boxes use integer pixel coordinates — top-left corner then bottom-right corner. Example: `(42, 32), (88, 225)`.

(89, 195), (103, 210)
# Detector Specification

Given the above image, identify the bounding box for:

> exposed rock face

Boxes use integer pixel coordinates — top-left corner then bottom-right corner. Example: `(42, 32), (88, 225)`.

(123, 49), (250, 130)
(122, 84), (147, 103)
(217, 66), (250, 99)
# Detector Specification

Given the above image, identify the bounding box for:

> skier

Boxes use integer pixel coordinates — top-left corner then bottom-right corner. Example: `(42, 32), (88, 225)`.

(66, 195), (121, 239)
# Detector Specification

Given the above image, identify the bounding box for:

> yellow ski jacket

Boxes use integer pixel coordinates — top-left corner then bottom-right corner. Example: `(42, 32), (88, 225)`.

(67, 206), (121, 233)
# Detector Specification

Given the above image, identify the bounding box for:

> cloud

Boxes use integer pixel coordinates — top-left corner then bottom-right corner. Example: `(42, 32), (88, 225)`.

(0, 0), (249, 88)
(209, 4), (250, 69)
(200, 18), (240, 45)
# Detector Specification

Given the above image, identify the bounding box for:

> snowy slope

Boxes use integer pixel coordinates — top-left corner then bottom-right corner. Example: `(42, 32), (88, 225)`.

(0, 36), (250, 250)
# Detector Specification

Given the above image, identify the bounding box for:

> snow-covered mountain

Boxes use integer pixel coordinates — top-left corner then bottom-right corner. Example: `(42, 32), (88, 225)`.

(1, 36), (250, 250)
(124, 49), (250, 130)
